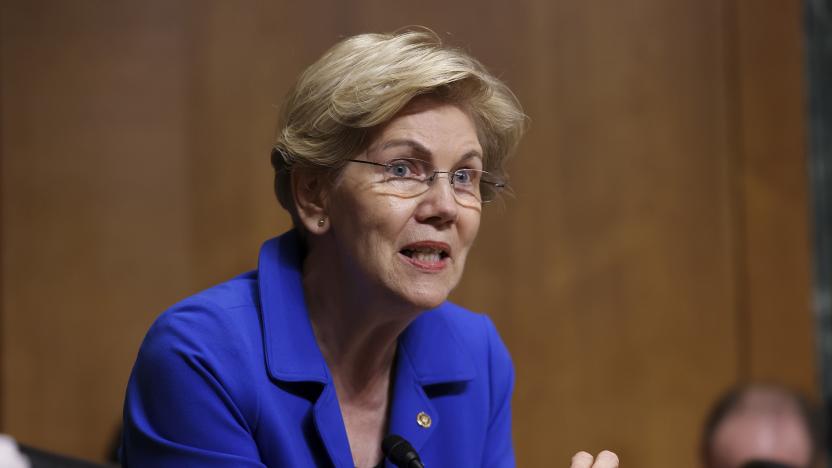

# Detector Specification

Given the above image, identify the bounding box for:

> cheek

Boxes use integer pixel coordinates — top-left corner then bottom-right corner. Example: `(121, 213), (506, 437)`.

(362, 198), (415, 238)
(338, 195), (416, 253)
(460, 211), (482, 250)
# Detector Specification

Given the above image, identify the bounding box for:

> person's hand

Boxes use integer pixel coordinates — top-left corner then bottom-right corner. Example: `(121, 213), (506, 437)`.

(570, 450), (619, 468)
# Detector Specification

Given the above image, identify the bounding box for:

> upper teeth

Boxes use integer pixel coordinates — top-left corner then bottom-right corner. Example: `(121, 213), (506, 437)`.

(412, 250), (441, 262)
(412, 248), (441, 254)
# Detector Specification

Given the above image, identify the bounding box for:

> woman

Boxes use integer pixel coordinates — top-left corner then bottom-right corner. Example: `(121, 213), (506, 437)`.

(122, 29), (618, 468)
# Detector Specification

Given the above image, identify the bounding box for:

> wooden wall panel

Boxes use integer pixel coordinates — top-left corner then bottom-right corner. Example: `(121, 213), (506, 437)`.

(0, 0), (814, 465)
(183, 2), (293, 289)
(734, 0), (815, 393)
(451, 2), (740, 466)
(0, 0), (195, 459)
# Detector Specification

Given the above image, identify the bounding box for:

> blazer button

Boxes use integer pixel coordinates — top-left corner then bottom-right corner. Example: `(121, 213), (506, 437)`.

(416, 411), (432, 428)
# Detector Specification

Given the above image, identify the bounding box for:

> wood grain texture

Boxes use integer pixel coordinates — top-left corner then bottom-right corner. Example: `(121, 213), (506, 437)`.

(0, 0), (813, 465)
(452, 2), (741, 465)
(1, 0), (196, 458)
(733, 0), (815, 394)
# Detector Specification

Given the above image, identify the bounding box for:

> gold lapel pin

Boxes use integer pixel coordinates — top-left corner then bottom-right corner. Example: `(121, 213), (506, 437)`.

(416, 411), (432, 428)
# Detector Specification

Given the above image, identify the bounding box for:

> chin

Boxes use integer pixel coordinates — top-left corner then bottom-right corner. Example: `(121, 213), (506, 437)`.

(400, 281), (455, 310)
(408, 295), (446, 310)
(382, 262), (464, 311)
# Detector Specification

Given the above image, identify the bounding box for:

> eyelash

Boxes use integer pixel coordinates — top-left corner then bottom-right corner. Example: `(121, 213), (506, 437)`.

(384, 156), (481, 172)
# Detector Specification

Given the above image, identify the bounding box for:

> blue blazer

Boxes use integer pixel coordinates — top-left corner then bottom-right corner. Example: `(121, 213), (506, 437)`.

(122, 230), (515, 467)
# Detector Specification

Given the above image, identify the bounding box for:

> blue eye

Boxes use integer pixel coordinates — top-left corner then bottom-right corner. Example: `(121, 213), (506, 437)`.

(386, 159), (420, 178)
(389, 163), (410, 177)
(453, 169), (478, 185)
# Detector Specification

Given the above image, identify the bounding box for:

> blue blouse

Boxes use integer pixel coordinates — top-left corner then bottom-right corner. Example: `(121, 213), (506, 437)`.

(122, 230), (515, 467)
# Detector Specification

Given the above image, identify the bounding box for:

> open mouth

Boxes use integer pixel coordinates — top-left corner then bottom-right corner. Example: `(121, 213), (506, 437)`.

(399, 242), (451, 269)
(400, 247), (449, 262)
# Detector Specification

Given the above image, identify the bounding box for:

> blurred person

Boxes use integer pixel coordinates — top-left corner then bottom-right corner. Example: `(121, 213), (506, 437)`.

(740, 461), (805, 468)
(701, 384), (822, 468)
(121, 28), (618, 467)
(0, 435), (115, 468)
(0, 435), (29, 468)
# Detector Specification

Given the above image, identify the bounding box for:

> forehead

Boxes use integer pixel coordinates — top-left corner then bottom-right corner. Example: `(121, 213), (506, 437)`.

(368, 97), (482, 155)
(712, 410), (813, 466)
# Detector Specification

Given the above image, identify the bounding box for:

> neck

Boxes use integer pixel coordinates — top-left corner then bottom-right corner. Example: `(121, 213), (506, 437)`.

(302, 238), (419, 399)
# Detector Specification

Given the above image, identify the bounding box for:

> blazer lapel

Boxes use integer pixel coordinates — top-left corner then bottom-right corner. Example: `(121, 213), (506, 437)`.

(387, 345), (439, 456)
(314, 384), (355, 468)
(258, 231), (353, 466)
(387, 309), (476, 457)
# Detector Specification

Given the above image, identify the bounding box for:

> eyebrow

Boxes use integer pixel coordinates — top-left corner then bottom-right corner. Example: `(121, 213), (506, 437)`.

(379, 138), (483, 162)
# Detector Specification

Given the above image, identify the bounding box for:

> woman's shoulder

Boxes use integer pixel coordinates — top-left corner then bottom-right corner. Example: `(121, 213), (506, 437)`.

(180, 270), (260, 313)
(423, 302), (503, 339)
(415, 303), (513, 370)
(140, 270), (263, 359)
(126, 272), (266, 447)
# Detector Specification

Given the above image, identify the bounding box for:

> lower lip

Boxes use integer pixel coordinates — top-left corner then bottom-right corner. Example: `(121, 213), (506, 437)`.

(398, 252), (448, 271)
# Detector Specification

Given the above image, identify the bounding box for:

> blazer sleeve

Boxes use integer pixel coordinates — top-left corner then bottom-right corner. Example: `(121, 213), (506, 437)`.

(482, 314), (516, 467)
(122, 299), (265, 468)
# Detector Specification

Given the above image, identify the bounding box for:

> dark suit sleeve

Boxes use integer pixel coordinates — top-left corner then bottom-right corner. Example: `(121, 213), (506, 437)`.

(122, 300), (266, 468)
(482, 314), (516, 467)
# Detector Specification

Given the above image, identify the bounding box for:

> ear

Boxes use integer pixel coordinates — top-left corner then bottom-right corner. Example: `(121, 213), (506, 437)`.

(291, 167), (331, 234)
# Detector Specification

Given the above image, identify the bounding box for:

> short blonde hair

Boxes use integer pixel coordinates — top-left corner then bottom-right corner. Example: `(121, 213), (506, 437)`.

(271, 28), (526, 215)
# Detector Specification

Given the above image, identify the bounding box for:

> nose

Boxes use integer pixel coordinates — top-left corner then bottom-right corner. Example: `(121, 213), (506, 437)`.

(414, 173), (459, 227)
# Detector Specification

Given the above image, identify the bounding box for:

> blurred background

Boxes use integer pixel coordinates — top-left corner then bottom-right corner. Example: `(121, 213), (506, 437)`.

(0, 1), (817, 466)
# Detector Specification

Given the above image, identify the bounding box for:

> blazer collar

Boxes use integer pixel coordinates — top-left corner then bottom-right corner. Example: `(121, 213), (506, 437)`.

(258, 230), (330, 383)
(398, 310), (476, 385)
(257, 230), (476, 385)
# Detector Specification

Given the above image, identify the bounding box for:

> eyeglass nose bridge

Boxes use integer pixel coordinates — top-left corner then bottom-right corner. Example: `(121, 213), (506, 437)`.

(425, 170), (458, 186)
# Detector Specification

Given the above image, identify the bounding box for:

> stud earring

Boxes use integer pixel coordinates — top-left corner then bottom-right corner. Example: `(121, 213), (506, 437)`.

(317, 217), (326, 228)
